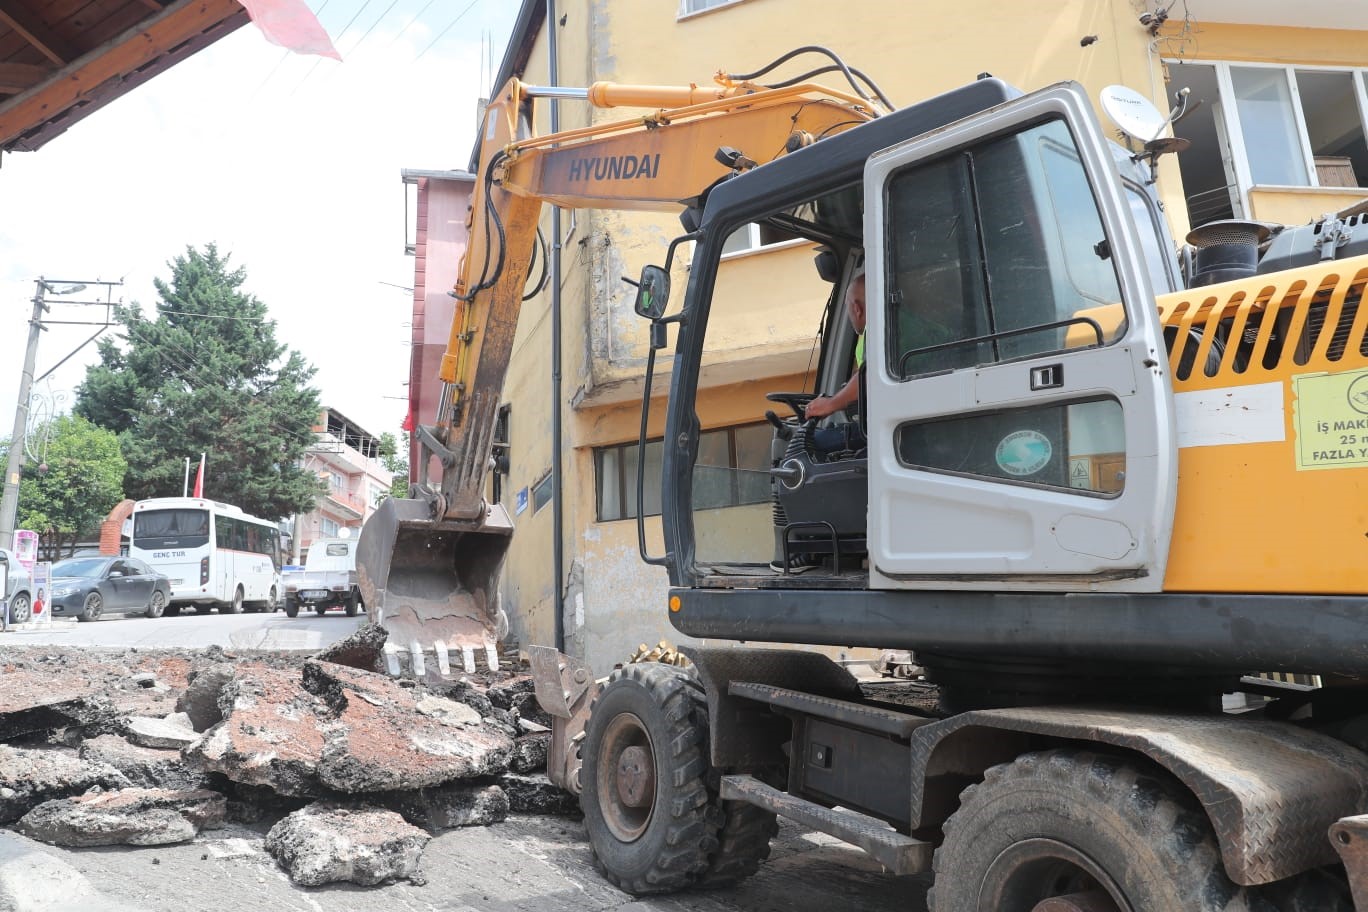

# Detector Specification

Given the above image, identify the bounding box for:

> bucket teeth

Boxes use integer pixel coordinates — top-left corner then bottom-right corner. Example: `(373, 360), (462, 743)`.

(380, 638), (501, 678)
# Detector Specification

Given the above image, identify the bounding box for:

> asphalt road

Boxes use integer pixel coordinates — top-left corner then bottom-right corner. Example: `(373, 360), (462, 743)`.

(0, 608), (362, 651)
(50, 816), (931, 912)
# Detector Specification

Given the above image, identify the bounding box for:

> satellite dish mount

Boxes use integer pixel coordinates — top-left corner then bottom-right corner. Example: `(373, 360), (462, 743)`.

(1099, 84), (1196, 183)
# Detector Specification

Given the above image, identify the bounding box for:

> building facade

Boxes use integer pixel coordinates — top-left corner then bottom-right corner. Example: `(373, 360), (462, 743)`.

(435, 0), (1368, 672)
(292, 408), (392, 560)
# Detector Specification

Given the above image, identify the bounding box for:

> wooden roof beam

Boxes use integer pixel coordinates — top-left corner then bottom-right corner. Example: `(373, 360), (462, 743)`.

(0, 0), (248, 152)
(0, 0), (80, 66)
(0, 61), (52, 94)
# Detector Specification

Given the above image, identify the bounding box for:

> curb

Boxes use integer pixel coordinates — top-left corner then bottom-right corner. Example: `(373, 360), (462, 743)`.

(0, 831), (147, 911)
(0, 619), (78, 635)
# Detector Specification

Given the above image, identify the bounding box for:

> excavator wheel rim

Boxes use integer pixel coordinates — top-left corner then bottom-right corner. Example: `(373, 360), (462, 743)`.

(982, 839), (1128, 912)
(596, 711), (656, 842)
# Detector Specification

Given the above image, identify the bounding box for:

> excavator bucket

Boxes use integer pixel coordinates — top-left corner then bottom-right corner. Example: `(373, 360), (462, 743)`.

(356, 496), (512, 677)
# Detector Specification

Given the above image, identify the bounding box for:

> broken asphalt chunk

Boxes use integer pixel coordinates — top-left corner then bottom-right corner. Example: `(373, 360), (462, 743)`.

(0, 675), (118, 743)
(509, 732), (551, 773)
(174, 662), (235, 732)
(313, 623), (388, 673)
(124, 716), (198, 751)
(379, 782), (509, 829)
(16, 787), (226, 847)
(301, 661), (513, 793)
(500, 773), (581, 816)
(78, 735), (210, 792)
(0, 745), (129, 825)
(265, 804), (429, 887)
(182, 668), (328, 797)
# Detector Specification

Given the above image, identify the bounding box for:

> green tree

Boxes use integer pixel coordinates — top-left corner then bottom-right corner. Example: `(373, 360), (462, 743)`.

(0, 416), (127, 560)
(76, 244), (324, 520)
(377, 431), (410, 501)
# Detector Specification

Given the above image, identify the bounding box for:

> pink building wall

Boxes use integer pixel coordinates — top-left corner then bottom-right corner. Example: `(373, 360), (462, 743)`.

(405, 171), (476, 484)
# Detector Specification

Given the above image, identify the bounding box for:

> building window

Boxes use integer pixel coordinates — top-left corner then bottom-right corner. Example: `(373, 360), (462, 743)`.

(321, 518), (340, 537)
(678, 0), (742, 15)
(720, 221), (806, 256)
(532, 472), (554, 514)
(595, 423), (772, 522)
(1168, 61), (1368, 225)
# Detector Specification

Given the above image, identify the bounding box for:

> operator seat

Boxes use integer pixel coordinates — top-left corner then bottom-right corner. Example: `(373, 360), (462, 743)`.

(768, 366), (869, 572)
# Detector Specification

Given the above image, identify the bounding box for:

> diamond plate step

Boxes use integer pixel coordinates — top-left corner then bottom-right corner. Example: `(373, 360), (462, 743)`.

(719, 774), (931, 874)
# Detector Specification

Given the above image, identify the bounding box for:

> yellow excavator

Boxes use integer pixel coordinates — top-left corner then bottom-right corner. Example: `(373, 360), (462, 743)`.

(360, 49), (1368, 911)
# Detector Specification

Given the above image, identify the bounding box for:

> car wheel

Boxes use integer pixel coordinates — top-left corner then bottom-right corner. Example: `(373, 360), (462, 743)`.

(79, 591), (104, 622)
(7, 592), (31, 624)
(345, 590), (359, 617)
(269, 586), (279, 612)
(225, 586), (244, 614)
(145, 589), (166, 619)
(315, 603), (328, 617)
(284, 598), (299, 618)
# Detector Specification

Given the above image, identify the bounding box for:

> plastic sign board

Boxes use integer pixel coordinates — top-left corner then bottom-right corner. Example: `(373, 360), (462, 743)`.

(13, 530), (38, 570)
(31, 561), (51, 628)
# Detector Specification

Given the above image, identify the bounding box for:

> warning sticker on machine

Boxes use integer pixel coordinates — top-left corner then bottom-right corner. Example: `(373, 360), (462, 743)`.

(1292, 367), (1368, 470)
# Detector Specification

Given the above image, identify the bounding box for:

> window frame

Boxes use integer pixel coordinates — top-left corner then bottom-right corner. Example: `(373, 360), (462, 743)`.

(677, 0), (749, 20)
(1165, 58), (1368, 218)
(594, 422), (772, 522)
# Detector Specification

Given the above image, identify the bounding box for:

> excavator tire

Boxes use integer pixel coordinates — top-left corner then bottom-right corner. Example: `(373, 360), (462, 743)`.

(580, 663), (717, 894)
(930, 748), (1250, 911)
(695, 794), (779, 889)
(682, 671), (777, 889)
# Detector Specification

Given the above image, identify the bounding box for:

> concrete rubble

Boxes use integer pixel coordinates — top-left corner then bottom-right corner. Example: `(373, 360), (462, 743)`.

(78, 735), (209, 791)
(265, 803), (431, 886)
(124, 715), (198, 750)
(0, 627), (578, 890)
(16, 787), (226, 847)
(0, 745), (129, 824)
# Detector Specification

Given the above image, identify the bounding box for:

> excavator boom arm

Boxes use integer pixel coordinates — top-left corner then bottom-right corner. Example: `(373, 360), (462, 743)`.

(435, 76), (877, 520)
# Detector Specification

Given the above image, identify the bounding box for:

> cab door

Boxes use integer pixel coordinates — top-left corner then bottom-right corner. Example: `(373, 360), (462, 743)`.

(864, 84), (1177, 591)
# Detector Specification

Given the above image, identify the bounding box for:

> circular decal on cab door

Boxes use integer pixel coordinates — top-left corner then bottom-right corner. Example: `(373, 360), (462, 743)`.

(995, 430), (1053, 477)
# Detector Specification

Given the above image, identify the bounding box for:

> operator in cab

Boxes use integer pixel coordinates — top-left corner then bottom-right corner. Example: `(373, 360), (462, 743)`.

(807, 270), (866, 457)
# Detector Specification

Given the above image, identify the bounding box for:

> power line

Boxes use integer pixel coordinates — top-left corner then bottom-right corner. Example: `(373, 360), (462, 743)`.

(337, 0), (405, 59)
(291, 0), (380, 96)
(414, 0), (480, 63)
(384, 0), (442, 49)
(250, 0), (337, 99)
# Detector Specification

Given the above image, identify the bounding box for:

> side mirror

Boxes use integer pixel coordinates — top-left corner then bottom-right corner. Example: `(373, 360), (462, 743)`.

(630, 265), (671, 320)
(108, 570), (123, 578)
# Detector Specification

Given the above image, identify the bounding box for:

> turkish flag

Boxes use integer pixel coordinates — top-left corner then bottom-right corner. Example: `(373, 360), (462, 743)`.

(237, 0), (341, 61)
(193, 454), (205, 499)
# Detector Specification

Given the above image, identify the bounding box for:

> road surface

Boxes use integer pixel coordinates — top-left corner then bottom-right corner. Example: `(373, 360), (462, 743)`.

(50, 815), (931, 912)
(0, 609), (362, 651)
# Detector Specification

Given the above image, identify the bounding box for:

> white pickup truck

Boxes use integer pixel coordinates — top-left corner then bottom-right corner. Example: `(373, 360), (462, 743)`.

(282, 538), (361, 617)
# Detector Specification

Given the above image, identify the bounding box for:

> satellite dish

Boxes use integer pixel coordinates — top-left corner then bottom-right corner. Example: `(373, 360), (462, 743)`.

(337, 527), (352, 539)
(1100, 85), (1167, 142)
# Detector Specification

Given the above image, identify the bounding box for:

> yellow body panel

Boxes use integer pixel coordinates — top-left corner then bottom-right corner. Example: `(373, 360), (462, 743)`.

(1160, 255), (1368, 593)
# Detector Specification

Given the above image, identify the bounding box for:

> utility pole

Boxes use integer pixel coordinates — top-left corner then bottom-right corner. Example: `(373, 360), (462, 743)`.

(0, 280), (48, 551)
(0, 277), (115, 551)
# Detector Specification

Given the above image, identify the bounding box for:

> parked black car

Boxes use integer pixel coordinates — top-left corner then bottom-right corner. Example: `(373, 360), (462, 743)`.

(49, 556), (172, 621)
